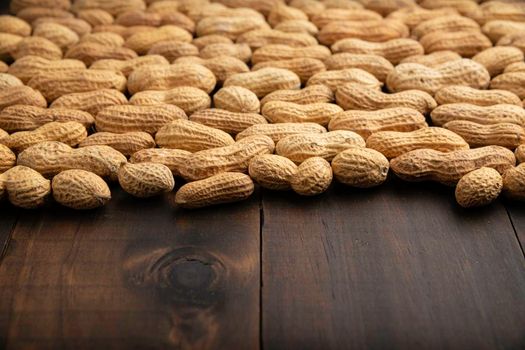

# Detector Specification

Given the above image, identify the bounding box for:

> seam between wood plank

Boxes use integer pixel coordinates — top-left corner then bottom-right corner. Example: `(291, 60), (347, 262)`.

(505, 204), (525, 260)
(0, 215), (19, 265)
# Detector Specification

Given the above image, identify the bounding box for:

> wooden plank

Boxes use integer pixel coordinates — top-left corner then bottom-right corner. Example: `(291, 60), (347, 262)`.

(0, 202), (19, 262)
(262, 179), (525, 350)
(0, 186), (260, 350)
(505, 200), (525, 258)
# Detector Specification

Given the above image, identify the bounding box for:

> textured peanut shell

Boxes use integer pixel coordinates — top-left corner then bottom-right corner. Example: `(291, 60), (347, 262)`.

(72, 0), (145, 16)
(118, 162), (174, 198)
(328, 108), (427, 139)
(8, 55), (86, 83)
(147, 40), (199, 62)
(77, 9), (114, 27)
(504, 62), (525, 74)
(268, 3), (308, 26)
(482, 20), (525, 43)
(273, 20), (319, 35)
(390, 146), (516, 185)
(0, 73), (23, 89)
(262, 101), (342, 126)
(0, 15), (31, 36)
(490, 72), (525, 99)
(52, 169), (111, 209)
(331, 38), (424, 65)
(179, 135), (275, 181)
(10, 0), (68, 13)
(187, 4), (264, 22)
(129, 87), (211, 115)
(311, 8), (381, 28)
(213, 86), (260, 114)
(261, 85), (334, 106)
(249, 154), (298, 190)
(307, 68), (382, 92)
(90, 55), (169, 77)
(95, 104), (187, 134)
(419, 31), (492, 58)
(174, 55), (249, 84)
(251, 44), (331, 64)
(195, 16), (270, 40)
(32, 22), (79, 50)
(32, 17), (92, 37)
(0, 33), (23, 60)
(224, 67), (301, 98)
(252, 58), (326, 84)
(318, 19), (409, 45)
(115, 9), (161, 27)
(124, 25), (192, 54)
(331, 146), (389, 188)
(455, 167), (502, 208)
(0, 86), (47, 112)
(11, 36), (63, 60)
(472, 2), (525, 25)
(237, 28), (317, 49)
(200, 43), (251, 63)
(50, 89), (128, 117)
(0, 105), (94, 132)
(175, 172), (254, 209)
(17, 8), (73, 23)
(192, 34), (233, 50)
(210, 0), (280, 16)
(324, 53), (394, 82)
(443, 120), (525, 149)
(236, 122), (327, 143)
(516, 145), (525, 164)
(336, 83), (437, 114)
(387, 6), (458, 29)
(0, 62), (8, 73)
(430, 103), (525, 127)
(65, 42), (138, 66)
(472, 46), (524, 77)
(130, 148), (191, 177)
(79, 32), (124, 47)
(79, 131), (155, 157)
(497, 33), (525, 53)
(399, 51), (462, 68)
(189, 109), (267, 135)
(2, 165), (51, 208)
(434, 85), (522, 106)
(291, 157), (332, 196)
(411, 15), (481, 40)
(503, 164), (525, 200)
(0, 144), (16, 172)
(366, 127), (469, 159)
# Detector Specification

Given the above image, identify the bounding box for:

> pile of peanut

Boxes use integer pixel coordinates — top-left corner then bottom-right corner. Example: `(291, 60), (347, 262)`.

(0, 0), (525, 210)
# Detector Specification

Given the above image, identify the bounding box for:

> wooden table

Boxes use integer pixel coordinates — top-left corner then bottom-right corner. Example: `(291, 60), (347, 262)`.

(1, 177), (525, 349)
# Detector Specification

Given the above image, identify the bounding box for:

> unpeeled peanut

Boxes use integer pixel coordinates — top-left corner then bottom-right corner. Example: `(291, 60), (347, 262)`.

(236, 122), (327, 143)
(430, 103), (525, 126)
(32, 22), (79, 50)
(0, 144), (16, 172)
(411, 15), (480, 40)
(52, 169), (111, 209)
(213, 86), (260, 114)
(472, 46), (524, 77)
(455, 167), (503, 208)
(65, 42), (138, 66)
(0, 105), (94, 132)
(387, 6), (458, 29)
(147, 40), (199, 62)
(443, 120), (525, 149)
(311, 8), (381, 28)
(434, 85), (522, 106)
(224, 67), (300, 98)
(331, 38), (424, 65)
(195, 16), (270, 40)
(419, 31), (492, 57)
(237, 28), (317, 49)
(0, 73), (23, 89)
(503, 163), (525, 200)
(118, 162), (174, 198)
(251, 44), (331, 64)
(516, 145), (525, 164)
(324, 53), (394, 82)
(482, 20), (525, 43)
(8, 55), (86, 83)
(130, 148), (192, 177)
(252, 58), (326, 84)
(318, 19), (409, 45)
(331, 146), (389, 188)
(174, 55), (250, 83)
(79, 131), (155, 157)
(399, 51), (462, 68)
(261, 84), (334, 106)
(11, 36), (63, 60)
(490, 72), (525, 99)
(90, 55), (169, 77)
(32, 17), (92, 37)
(129, 86), (210, 115)
(290, 157), (333, 196)
(0, 86), (47, 112)
(262, 101), (342, 126)
(1, 165), (50, 208)
(50, 89), (128, 117)
(249, 154), (298, 190)
(307, 68), (382, 92)
(124, 25), (192, 54)
(189, 108), (267, 135)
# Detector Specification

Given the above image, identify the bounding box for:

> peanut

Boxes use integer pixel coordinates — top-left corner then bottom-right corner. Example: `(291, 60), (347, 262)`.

(387, 7), (458, 29)
(32, 22), (79, 50)
(65, 42), (138, 66)
(224, 67), (300, 98)
(52, 169), (111, 209)
(504, 61), (525, 73)
(50, 89), (128, 116)
(253, 58), (326, 84)
(200, 43), (251, 63)
(386, 59), (490, 95)
(123, 25), (192, 54)
(331, 146), (389, 188)
(79, 32), (124, 47)
(0, 73), (23, 89)
(399, 51), (462, 68)
(262, 101), (342, 126)
(503, 163), (525, 200)
(471, 1), (525, 25)
(0, 62), (8, 73)
(260, 84), (334, 106)
(516, 145), (525, 164)
(237, 28), (317, 49)
(0, 128), (7, 139)
(17, 8), (73, 23)
(490, 72), (525, 99)
(311, 8), (381, 28)
(443, 120), (525, 149)
(0, 144), (16, 172)
(497, 33), (525, 53)
(0, 15), (31, 36)
(472, 46), (524, 77)
(10, 0), (70, 13)
(268, 3), (308, 26)
(79, 131), (155, 157)
(77, 9), (114, 27)
(307, 68), (382, 92)
(72, 0), (146, 17)
(331, 38), (424, 65)
(32, 17), (92, 37)
(430, 103), (525, 126)
(0, 33), (23, 60)
(249, 154), (298, 190)
(8, 55), (86, 83)
(95, 104), (187, 134)
(175, 172), (254, 208)
(1, 165), (51, 208)
(179, 135), (275, 181)
(130, 148), (192, 177)
(290, 157), (332, 196)
(11, 36), (63, 60)
(210, 0), (281, 16)
(147, 41), (199, 62)
(318, 19), (409, 46)
(156, 119), (235, 152)
(411, 15), (481, 40)
(2, 121), (87, 152)
(118, 162), (174, 198)
(276, 130), (365, 163)
(324, 53), (394, 82)
(115, 10), (161, 27)
(251, 44), (331, 64)
(129, 86), (211, 115)
(419, 31), (492, 57)
(289, 0), (325, 17)
(434, 85), (522, 106)
(28, 69), (127, 102)
(359, 0), (416, 16)
(214, 86), (260, 114)
(174, 55), (250, 83)
(482, 20), (525, 43)
(127, 63), (216, 94)
(328, 108), (427, 139)
(0, 105), (94, 132)
(189, 108), (267, 134)
(390, 146), (516, 185)
(17, 141), (126, 180)
(187, 4), (264, 22)
(236, 122), (327, 143)
(455, 167), (502, 208)
(274, 19), (318, 35)
(158, 13), (196, 33)
(192, 34), (233, 50)
(419, 0), (479, 15)
(195, 16), (269, 40)
(336, 83), (437, 114)
(90, 55), (169, 77)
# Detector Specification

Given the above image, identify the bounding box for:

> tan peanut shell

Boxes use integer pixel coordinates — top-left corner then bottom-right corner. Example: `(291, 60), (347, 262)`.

(0, 33), (23, 60)
(249, 154), (298, 190)
(236, 122), (327, 143)
(11, 36), (63, 61)
(32, 17), (92, 37)
(318, 19), (409, 46)
(503, 163), (525, 200)
(419, 31), (492, 58)
(156, 119), (234, 152)
(147, 40), (199, 62)
(214, 86), (260, 114)
(95, 104), (187, 134)
(482, 20), (525, 43)
(386, 59), (491, 95)
(251, 45), (331, 64)
(79, 32), (124, 47)
(28, 69), (127, 102)
(186, 3), (264, 22)
(65, 42), (138, 66)
(237, 28), (317, 49)
(192, 34), (233, 50)
(252, 58), (326, 84)
(32, 22), (79, 50)
(336, 83), (437, 114)
(129, 87), (210, 115)
(504, 62), (525, 74)
(79, 131), (155, 157)
(0, 144), (16, 172)
(262, 101), (342, 126)
(17, 141), (126, 180)
(2, 121), (86, 152)
(224, 67), (300, 98)
(130, 148), (191, 177)
(289, 0), (326, 17)
(472, 46), (524, 77)
(200, 43), (251, 63)
(418, 0), (479, 16)
(390, 146), (516, 185)
(0, 73), (23, 89)
(474, 1), (525, 25)
(308, 68), (382, 92)
(0, 105), (94, 132)
(0, 86), (47, 112)
(2, 165), (50, 208)
(52, 169), (111, 209)
(387, 7), (459, 29)
(311, 8), (381, 28)
(8, 56), (86, 83)
(430, 103), (525, 127)
(261, 85), (334, 106)
(92, 24), (154, 39)
(118, 162), (174, 198)
(77, 9), (114, 26)
(274, 20), (318, 35)
(324, 53), (394, 82)
(115, 9), (161, 27)
(127, 63), (216, 94)
(268, 3), (308, 26)
(399, 51), (462, 68)
(443, 120), (525, 149)
(290, 157), (332, 196)
(328, 108), (427, 139)
(50, 89), (128, 117)
(195, 16), (270, 40)
(179, 135), (275, 181)
(331, 38), (424, 65)
(366, 127), (469, 159)
(434, 85), (522, 106)
(411, 15), (481, 40)
(72, 0), (145, 16)
(124, 25), (192, 54)
(17, 8), (73, 23)
(0, 15), (31, 36)
(497, 33), (525, 53)
(210, 0), (280, 16)
(10, 0), (69, 13)
(0, 128), (7, 139)
(175, 55), (250, 83)
(90, 55), (169, 77)
(276, 130), (365, 163)
(189, 108), (267, 135)
(455, 168), (503, 208)
(360, 0), (416, 16)
(516, 145), (525, 164)
(490, 72), (525, 99)
(175, 172), (254, 209)
(0, 62), (8, 73)
(331, 146), (389, 188)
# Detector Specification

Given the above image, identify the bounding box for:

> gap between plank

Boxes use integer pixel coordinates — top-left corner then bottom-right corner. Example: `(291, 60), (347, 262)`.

(505, 205), (525, 260)
(0, 216), (19, 264)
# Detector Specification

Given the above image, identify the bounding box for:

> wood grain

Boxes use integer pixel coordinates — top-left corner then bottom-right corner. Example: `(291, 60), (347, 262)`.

(0, 186), (260, 350)
(261, 179), (525, 350)
(505, 199), (525, 259)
